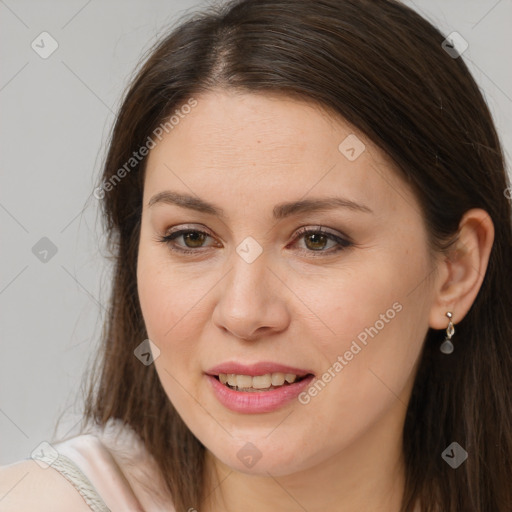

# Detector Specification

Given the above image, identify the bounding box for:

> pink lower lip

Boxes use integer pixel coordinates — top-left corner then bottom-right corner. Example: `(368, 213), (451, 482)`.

(206, 374), (315, 414)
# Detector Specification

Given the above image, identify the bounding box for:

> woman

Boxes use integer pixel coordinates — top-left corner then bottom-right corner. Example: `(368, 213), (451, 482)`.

(1, 0), (511, 510)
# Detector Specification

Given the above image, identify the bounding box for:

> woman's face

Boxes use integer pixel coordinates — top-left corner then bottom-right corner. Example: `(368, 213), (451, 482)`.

(137, 90), (437, 477)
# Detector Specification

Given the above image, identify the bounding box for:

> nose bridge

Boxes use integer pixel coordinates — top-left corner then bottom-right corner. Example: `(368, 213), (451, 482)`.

(226, 238), (272, 310)
(213, 237), (289, 340)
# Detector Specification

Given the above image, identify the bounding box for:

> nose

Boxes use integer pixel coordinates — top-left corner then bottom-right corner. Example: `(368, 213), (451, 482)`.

(211, 249), (291, 342)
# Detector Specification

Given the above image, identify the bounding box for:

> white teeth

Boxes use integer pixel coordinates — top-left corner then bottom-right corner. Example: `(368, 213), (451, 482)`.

(236, 375), (253, 388)
(271, 372), (285, 386)
(217, 372), (301, 391)
(252, 375), (272, 389)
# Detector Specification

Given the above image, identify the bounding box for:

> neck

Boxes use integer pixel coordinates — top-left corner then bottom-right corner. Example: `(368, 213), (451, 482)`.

(201, 396), (408, 512)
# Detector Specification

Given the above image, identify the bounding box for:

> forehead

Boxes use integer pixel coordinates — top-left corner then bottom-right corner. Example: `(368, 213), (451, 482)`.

(149, 90), (364, 167)
(143, 90), (414, 218)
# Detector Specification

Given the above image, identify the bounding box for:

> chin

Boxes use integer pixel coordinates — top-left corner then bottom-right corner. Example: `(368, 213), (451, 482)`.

(207, 437), (319, 477)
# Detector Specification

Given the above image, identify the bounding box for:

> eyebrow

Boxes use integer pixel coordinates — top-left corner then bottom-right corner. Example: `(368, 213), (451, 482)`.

(148, 190), (373, 219)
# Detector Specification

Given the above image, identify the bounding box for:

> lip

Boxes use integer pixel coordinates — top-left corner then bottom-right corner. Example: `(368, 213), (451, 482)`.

(206, 361), (313, 378)
(205, 361), (315, 414)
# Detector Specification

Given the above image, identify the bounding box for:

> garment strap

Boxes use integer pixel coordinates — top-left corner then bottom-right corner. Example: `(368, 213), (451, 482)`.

(30, 451), (111, 512)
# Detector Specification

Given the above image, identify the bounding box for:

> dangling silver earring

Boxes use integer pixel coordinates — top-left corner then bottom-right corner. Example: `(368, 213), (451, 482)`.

(440, 312), (455, 354)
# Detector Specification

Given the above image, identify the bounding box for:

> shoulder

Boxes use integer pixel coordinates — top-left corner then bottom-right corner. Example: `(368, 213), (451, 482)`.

(0, 419), (175, 512)
(55, 418), (175, 511)
(0, 459), (92, 511)
(88, 419), (175, 510)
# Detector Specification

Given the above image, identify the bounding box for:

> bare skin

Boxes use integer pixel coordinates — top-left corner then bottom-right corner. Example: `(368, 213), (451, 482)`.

(136, 90), (494, 512)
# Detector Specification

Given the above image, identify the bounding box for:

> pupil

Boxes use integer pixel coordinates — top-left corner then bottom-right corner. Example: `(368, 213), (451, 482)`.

(185, 232), (205, 247)
(306, 233), (326, 250)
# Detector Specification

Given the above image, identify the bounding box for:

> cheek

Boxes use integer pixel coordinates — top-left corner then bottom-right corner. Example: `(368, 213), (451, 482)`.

(305, 254), (419, 354)
(301, 247), (432, 418)
(137, 232), (195, 333)
(137, 242), (188, 354)
(136, 247), (208, 416)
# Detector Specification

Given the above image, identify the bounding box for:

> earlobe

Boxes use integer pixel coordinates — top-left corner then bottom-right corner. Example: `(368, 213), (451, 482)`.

(429, 208), (494, 330)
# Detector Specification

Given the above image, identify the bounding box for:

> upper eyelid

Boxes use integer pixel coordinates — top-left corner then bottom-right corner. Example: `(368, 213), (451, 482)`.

(163, 224), (348, 240)
(157, 225), (354, 261)
(162, 225), (352, 251)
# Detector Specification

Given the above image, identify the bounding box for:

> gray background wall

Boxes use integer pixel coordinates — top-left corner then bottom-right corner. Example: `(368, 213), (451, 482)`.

(1, 0), (511, 465)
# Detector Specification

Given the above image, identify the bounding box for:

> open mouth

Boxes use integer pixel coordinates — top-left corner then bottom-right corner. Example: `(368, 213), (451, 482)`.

(214, 372), (312, 392)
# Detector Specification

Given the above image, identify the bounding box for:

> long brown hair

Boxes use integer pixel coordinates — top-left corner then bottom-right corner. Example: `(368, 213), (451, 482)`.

(80, 0), (512, 510)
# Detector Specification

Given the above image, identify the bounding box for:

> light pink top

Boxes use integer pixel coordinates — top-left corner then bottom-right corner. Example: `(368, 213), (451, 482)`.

(31, 418), (176, 512)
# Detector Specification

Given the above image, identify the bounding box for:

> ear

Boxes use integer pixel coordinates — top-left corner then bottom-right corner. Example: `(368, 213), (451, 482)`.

(429, 208), (494, 329)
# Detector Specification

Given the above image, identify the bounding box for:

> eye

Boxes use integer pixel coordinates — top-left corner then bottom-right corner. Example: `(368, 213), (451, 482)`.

(156, 225), (352, 257)
(157, 227), (219, 255)
(288, 226), (352, 256)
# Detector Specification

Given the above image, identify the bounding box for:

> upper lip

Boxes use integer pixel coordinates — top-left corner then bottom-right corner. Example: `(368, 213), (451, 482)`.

(206, 361), (314, 377)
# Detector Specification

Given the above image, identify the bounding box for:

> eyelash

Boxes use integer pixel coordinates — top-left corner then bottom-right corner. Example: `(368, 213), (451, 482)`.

(157, 225), (352, 257)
